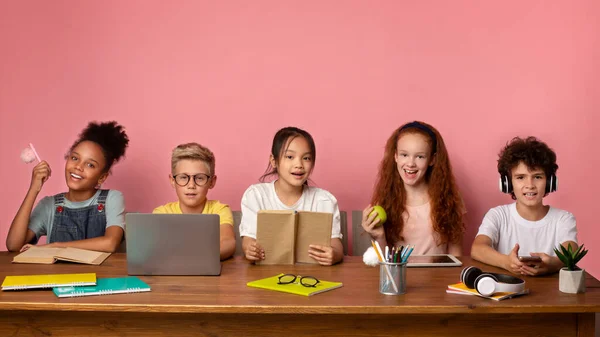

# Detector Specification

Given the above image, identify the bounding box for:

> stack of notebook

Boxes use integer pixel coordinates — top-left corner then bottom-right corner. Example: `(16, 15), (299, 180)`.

(1, 273), (151, 297)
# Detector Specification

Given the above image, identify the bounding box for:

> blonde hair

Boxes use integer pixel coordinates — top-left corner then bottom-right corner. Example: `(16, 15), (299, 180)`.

(171, 143), (215, 175)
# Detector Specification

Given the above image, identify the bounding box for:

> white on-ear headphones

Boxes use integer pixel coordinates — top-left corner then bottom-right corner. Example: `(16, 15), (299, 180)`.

(498, 174), (558, 194)
(474, 273), (525, 296)
(460, 266), (526, 297)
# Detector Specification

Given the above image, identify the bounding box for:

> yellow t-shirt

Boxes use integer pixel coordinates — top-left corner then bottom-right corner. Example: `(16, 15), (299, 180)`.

(152, 200), (234, 226)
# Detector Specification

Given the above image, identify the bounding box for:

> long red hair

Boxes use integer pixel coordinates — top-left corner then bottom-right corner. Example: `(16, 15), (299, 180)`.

(371, 121), (464, 246)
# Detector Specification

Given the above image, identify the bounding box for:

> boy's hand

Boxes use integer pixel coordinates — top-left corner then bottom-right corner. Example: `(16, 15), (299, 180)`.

(244, 241), (265, 261)
(308, 244), (334, 266)
(519, 253), (555, 276)
(505, 243), (524, 274)
(361, 205), (385, 240)
(29, 161), (51, 192)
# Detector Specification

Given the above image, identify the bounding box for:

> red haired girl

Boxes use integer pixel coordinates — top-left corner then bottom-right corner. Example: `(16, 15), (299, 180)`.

(361, 121), (465, 255)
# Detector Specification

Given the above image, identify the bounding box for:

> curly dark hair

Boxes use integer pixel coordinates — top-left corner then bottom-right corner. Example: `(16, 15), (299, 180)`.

(69, 121), (129, 172)
(497, 136), (558, 199)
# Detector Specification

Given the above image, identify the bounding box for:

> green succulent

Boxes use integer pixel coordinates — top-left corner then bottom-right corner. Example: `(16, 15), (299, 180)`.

(554, 243), (588, 271)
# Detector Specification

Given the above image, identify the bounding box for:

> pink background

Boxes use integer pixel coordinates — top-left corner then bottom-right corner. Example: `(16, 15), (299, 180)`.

(1, 1), (599, 279)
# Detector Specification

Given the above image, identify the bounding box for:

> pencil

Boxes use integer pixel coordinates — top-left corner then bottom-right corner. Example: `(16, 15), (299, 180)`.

(402, 245), (415, 263)
(372, 240), (399, 293)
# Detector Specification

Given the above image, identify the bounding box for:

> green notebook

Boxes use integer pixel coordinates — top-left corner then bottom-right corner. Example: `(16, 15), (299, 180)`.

(247, 273), (343, 296)
(52, 276), (151, 298)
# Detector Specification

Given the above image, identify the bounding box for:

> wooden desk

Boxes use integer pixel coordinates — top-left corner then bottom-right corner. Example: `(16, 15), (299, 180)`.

(0, 253), (598, 337)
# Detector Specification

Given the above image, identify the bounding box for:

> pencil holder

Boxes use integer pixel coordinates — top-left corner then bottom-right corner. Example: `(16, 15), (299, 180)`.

(379, 261), (407, 295)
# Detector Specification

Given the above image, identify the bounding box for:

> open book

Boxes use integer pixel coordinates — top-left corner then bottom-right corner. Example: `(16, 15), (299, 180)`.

(256, 210), (332, 265)
(247, 273), (343, 296)
(53, 276), (151, 298)
(446, 282), (530, 301)
(12, 247), (111, 265)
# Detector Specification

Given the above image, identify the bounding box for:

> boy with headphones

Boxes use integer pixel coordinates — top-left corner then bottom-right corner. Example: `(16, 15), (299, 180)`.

(471, 136), (578, 276)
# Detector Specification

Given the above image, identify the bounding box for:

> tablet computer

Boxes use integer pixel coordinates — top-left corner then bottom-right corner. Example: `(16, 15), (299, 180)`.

(406, 254), (462, 267)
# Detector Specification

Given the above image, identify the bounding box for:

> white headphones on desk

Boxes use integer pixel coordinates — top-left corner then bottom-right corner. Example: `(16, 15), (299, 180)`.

(460, 266), (525, 297)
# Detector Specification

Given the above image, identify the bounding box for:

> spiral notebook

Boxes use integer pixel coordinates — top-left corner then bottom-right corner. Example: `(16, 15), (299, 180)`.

(247, 273), (343, 296)
(53, 276), (151, 298)
(2, 273), (96, 290)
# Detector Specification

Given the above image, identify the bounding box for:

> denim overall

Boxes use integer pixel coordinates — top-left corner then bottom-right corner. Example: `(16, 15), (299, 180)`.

(48, 190), (108, 243)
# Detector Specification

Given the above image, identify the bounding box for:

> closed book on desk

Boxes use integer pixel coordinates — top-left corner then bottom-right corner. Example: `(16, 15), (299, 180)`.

(247, 273), (342, 296)
(12, 247), (111, 265)
(256, 210), (332, 265)
(446, 282), (529, 301)
(2, 273), (96, 290)
(53, 276), (151, 298)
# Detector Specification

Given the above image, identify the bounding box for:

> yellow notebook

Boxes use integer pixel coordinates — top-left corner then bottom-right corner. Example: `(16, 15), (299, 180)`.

(2, 273), (96, 291)
(247, 273), (343, 296)
(446, 282), (529, 301)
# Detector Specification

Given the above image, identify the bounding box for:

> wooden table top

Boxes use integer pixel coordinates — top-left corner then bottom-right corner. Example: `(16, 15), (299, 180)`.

(0, 253), (598, 314)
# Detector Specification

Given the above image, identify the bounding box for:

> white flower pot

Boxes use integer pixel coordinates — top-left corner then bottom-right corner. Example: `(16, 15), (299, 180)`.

(559, 268), (586, 294)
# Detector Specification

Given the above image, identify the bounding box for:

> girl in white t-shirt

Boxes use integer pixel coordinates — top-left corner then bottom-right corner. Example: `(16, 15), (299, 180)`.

(239, 127), (344, 265)
(361, 121), (465, 256)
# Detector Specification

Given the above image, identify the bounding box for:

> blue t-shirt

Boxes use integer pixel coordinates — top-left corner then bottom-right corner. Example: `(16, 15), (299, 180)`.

(28, 189), (126, 242)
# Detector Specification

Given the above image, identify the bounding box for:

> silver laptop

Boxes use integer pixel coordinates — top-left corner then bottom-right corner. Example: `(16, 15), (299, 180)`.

(125, 213), (221, 276)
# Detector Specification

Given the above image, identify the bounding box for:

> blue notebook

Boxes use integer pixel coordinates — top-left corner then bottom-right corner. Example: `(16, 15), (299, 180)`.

(52, 276), (151, 298)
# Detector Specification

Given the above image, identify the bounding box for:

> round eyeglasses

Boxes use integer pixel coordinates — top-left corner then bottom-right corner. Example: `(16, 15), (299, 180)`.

(173, 173), (211, 187)
(277, 274), (320, 288)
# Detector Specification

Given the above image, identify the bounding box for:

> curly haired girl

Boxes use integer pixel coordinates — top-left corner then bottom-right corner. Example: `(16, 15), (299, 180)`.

(7, 121), (129, 253)
(361, 121), (465, 256)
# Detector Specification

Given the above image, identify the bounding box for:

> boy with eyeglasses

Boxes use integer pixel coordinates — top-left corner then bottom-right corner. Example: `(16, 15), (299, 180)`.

(153, 142), (236, 260)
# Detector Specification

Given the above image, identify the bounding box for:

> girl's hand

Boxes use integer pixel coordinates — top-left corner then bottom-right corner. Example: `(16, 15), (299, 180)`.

(308, 245), (334, 266)
(29, 161), (52, 193)
(361, 205), (385, 240)
(20, 244), (35, 252)
(244, 241), (265, 261)
(20, 242), (57, 252)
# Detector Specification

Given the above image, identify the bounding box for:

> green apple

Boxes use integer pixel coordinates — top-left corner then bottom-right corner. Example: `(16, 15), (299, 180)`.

(369, 205), (387, 227)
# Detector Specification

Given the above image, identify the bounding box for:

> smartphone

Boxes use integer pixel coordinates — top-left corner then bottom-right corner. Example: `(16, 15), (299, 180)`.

(518, 256), (542, 263)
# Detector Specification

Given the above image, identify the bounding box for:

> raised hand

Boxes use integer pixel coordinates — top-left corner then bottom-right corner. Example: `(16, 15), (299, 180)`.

(29, 160), (52, 193)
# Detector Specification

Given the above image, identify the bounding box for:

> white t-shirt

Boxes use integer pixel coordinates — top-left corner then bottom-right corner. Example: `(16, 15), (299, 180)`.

(239, 181), (342, 240)
(476, 203), (577, 256)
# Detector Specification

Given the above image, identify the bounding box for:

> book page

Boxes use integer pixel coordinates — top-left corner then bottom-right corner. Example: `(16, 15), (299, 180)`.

(12, 247), (61, 264)
(56, 247), (111, 265)
(295, 211), (332, 264)
(256, 210), (296, 265)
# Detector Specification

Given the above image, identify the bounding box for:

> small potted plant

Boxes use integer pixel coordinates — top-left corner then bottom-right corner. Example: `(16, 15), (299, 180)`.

(554, 243), (588, 294)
